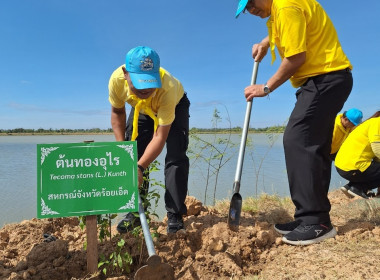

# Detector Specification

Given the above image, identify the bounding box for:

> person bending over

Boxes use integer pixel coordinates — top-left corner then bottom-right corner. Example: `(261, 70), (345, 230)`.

(108, 46), (190, 234)
(330, 108), (362, 160)
(336, 111), (380, 199)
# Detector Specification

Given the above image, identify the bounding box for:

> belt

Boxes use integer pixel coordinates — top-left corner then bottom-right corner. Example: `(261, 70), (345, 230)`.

(320, 67), (351, 76)
(306, 68), (351, 84)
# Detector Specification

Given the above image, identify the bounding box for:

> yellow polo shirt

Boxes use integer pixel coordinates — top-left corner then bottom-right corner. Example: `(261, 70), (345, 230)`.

(331, 114), (353, 155)
(267, 0), (352, 88)
(335, 117), (380, 172)
(108, 66), (184, 126)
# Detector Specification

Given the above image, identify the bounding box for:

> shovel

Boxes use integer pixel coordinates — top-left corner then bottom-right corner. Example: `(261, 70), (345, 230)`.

(134, 194), (175, 280)
(227, 61), (259, 229)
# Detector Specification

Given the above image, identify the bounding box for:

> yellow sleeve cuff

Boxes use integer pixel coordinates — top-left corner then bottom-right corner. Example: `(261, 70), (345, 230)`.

(371, 142), (380, 159)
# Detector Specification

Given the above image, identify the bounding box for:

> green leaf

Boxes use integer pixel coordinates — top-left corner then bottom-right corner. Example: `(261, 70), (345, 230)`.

(117, 254), (123, 268)
(118, 239), (125, 247)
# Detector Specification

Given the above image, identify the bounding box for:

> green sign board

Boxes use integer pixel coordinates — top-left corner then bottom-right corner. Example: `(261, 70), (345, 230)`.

(37, 141), (138, 218)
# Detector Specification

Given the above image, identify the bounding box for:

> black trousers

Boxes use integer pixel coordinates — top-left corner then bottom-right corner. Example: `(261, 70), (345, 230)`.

(283, 69), (353, 225)
(125, 93), (190, 215)
(336, 161), (380, 191)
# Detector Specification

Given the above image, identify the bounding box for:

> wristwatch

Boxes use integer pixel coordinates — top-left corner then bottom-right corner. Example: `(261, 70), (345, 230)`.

(137, 164), (145, 173)
(263, 83), (271, 94)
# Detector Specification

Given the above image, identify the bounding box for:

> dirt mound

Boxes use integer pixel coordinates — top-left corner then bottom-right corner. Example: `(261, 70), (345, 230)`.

(1, 191), (380, 280)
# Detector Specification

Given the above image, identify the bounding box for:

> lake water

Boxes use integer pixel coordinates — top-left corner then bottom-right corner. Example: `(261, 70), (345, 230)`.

(0, 134), (348, 227)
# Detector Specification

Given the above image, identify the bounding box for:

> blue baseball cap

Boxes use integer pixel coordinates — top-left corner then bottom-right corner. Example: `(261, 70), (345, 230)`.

(125, 46), (162, 89)
(345, 108), (363, 126)
(236, 0), (249, 18)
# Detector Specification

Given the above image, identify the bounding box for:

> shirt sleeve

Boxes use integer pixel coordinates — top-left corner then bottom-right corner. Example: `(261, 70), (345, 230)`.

(369, 118), (380, 158)
(277, 6), (307, 57)
(368, 119), (380, 143)
(108, 75), (126, 109)
(371, 142), (380, 159)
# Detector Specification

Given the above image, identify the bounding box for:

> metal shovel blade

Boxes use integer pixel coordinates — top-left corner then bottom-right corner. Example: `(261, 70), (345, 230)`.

(134, 255), (175, 280)
(227, 186), (242, 229)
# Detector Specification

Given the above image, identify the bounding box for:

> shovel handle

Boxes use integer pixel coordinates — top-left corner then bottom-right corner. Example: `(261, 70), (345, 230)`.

(138, 195), (156, 257)
(233, 61), (259, 192)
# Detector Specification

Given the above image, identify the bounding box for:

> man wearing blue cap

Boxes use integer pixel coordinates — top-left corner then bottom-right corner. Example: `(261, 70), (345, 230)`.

(336, 111), (380, 199)
(108, 46), (190, 234)
(236, 0), (353, 245)
(331, 108), (363, 158)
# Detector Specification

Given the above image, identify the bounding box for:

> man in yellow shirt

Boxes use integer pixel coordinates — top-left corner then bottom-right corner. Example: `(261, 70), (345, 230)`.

(331, 108), (363, 158)
(236, 0), (353, 245)
(109, 46), (190, 234)
(335, 112), (380, 199)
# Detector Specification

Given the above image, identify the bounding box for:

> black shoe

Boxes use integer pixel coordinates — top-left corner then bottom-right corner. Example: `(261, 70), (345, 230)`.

(340, 184), (354, 198)
(347, 186), (370, 199)
(167, 212), (184, 233)
(282, 223), (337, 245)
(117, 212), (141, 233)
(274, 220), (301, 235)
(366, 190), (377, 198)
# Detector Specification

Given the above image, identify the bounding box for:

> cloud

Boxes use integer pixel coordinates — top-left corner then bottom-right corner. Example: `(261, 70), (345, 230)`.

(7, 102), (109, 116)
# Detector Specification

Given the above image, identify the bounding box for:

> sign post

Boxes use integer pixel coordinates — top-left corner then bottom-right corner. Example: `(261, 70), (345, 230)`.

(86, 214), (98, 273)
(37, 141), (138, 273)
(83, 140), (97, 274)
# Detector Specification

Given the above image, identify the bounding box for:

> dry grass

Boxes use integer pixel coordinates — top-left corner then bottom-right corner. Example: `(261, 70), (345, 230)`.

(215, 191), (380, 280)
(215, 194), (293, 213)
(215, 193), (295, 224)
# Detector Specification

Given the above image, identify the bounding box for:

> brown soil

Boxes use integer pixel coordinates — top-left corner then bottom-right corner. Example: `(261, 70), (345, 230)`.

(1, 190), (380, 280)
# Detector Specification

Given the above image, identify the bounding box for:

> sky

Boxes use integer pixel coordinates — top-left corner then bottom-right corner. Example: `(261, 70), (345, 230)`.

(0, 0), (379, 130)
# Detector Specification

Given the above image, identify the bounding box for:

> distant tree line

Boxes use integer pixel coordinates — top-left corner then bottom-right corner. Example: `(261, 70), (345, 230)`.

(0, 125), (286, 134)
(0, 128), (113, 134)
(190, 125), (286, 134)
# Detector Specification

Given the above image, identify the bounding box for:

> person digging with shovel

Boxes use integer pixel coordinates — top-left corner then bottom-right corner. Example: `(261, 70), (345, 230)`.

(108, 46), (190, 234)
(235, 0), (353, 245)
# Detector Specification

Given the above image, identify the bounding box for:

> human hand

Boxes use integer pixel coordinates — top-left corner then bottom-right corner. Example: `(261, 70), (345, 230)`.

(244, 84), (267, 101)
(252, 41), (269, 62)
